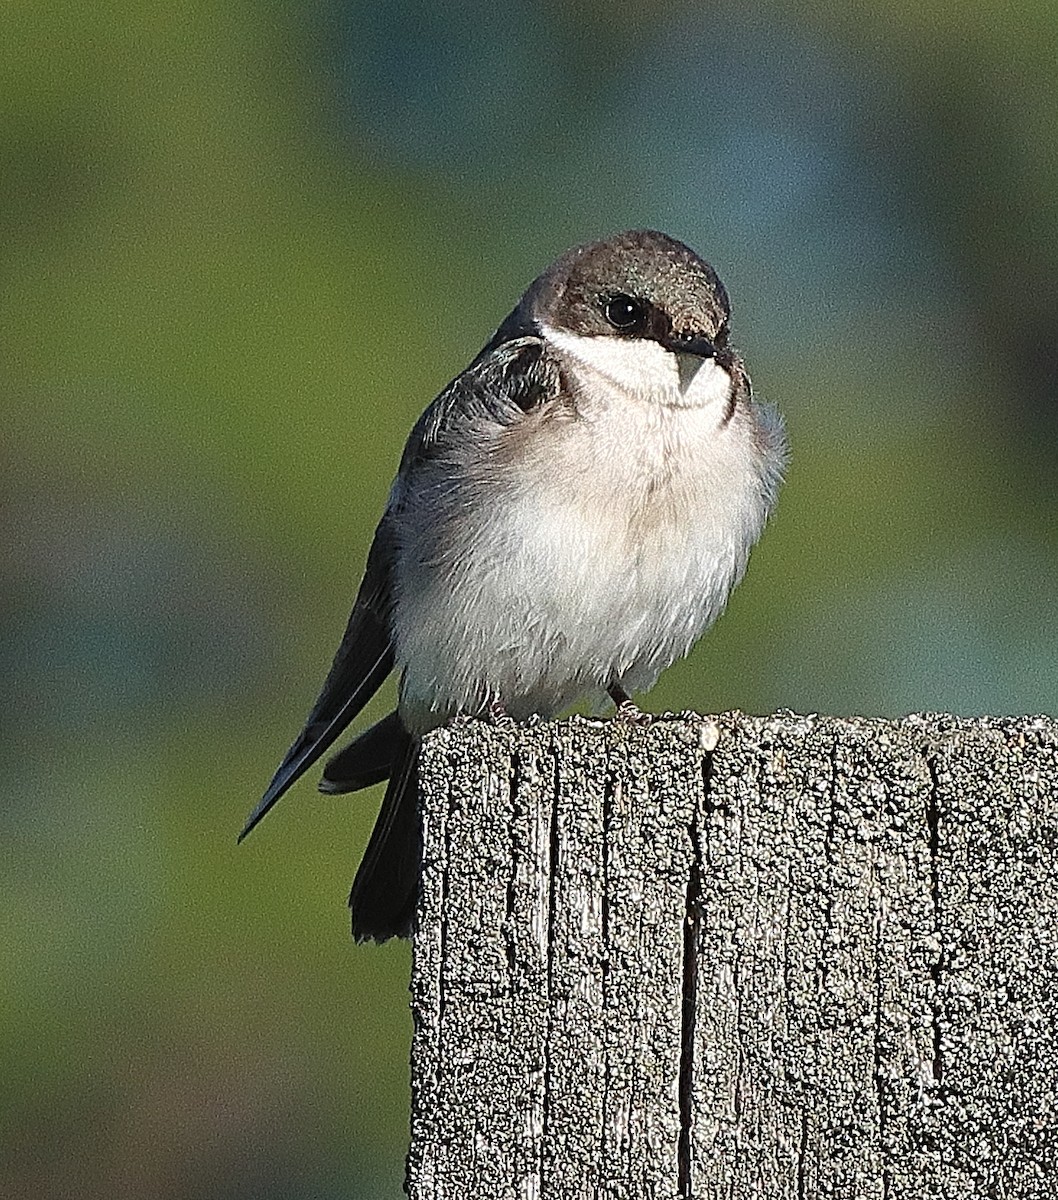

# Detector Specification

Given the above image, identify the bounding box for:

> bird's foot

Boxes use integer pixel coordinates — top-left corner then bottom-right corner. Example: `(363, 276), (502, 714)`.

(616, 700), (654, 726)
(608, 685), (654, 726)
(485, 699), (517, 729)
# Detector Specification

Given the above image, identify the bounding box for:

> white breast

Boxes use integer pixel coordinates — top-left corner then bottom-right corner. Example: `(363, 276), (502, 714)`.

(394, 333), (781, 734)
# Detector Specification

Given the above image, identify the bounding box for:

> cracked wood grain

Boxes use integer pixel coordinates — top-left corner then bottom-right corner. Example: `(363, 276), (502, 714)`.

(407, 713), (1058, 1198)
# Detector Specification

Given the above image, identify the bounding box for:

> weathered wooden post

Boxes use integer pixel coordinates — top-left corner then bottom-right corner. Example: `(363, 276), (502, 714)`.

(406, 712), (1058, 1198)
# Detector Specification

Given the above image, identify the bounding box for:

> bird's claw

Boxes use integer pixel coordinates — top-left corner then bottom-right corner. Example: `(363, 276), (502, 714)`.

(615, 698), (654, 726)
(486, 699), (517, 728)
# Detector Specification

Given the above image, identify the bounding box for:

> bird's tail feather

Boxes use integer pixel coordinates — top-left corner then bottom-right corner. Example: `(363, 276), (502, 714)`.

(348, 725), (421, 943)
(320, 710), (402, 794)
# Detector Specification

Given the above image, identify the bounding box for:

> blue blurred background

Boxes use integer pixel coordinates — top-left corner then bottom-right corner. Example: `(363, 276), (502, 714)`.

(4, 1), (1057, 1194)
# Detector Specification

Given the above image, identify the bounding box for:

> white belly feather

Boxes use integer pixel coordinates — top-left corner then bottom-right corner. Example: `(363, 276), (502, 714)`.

(394, 335), (779, 733)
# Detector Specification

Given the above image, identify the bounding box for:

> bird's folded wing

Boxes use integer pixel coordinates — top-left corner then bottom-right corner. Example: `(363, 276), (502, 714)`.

(239, 521), (396, 840)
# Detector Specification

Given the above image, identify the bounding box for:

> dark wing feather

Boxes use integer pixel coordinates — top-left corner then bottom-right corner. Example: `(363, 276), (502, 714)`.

(239, 520), (396, 841)
(397, 335), (559, 473)
(241, 335), (559, 854)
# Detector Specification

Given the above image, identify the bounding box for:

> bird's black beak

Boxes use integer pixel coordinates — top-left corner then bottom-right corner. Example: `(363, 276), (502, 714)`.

(661, 331), (717, 393)
(661, 331), (717, 360)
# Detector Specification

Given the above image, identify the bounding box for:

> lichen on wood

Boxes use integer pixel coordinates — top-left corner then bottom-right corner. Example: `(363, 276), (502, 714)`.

(408, 713), (1058, 1199)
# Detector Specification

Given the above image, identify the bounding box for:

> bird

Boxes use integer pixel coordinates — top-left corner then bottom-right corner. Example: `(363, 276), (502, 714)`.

(240, 229), (787, 943)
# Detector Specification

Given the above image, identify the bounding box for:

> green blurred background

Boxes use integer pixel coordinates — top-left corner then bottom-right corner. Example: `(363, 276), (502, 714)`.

(4, 0), (1058, 1194)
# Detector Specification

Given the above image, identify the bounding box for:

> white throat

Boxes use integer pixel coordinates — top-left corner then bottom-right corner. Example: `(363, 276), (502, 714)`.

(542, 324), (732, 410)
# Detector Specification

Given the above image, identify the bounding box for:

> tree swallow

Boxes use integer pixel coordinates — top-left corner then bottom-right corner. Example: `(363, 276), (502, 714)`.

(240, 229), (787, 942)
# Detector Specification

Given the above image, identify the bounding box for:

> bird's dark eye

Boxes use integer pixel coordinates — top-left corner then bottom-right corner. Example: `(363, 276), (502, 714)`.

(602, 294), (646, 331)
